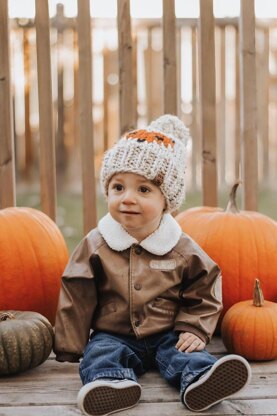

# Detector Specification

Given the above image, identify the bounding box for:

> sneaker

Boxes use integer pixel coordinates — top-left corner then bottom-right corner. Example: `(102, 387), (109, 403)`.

(77, 378), (141, 416)
(182, 354), (251, 412)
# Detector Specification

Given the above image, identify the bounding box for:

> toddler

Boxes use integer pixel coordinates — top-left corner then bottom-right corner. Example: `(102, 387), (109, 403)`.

(54, 115), (251, 416)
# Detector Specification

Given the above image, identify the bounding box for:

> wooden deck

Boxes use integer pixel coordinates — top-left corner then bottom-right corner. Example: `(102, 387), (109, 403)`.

(1, 336), (277, 416)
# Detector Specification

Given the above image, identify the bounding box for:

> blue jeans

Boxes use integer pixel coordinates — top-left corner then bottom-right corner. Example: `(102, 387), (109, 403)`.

(79, 330), (216, 397)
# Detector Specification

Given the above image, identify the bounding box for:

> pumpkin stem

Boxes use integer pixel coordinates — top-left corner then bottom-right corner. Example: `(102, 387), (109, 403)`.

(0, 312), (15, 322)
(225, 181), (241, 214)
(253, 279), (265, 307)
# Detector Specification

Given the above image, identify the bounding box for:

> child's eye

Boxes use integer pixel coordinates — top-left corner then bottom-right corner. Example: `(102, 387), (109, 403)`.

(139, 186), (150, 193)
(112, 183), (123, 191)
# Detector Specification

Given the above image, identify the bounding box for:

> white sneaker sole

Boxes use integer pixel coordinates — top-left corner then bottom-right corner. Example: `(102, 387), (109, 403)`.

(183, 354), (251, 412)
(77, 379), (141, 416)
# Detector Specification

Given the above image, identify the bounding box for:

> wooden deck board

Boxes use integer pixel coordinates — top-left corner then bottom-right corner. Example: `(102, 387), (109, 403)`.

(0, 337), (277, 416)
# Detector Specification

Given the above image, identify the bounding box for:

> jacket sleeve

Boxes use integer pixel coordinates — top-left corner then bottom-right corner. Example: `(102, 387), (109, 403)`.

(174, 248), (222, 344)
(54, 237), (98, 362)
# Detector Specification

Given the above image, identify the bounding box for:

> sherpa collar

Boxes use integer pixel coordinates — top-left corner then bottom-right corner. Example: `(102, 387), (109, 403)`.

(98, 213), (182, 256)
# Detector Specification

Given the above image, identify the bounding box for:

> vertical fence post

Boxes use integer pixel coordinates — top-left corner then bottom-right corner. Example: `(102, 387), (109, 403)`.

(144, 28), (163, 122)
(261, 28), (269, 183)
(198, 0), (217, 206)
(235, 27), (241, 181)
(103, 48), (110, 152)
(77, 0), (97, 234)
(56, 4), (66, 177)
(162, 0), (177, 115)
(219, 26), (226, 186)
(23, 29), (33, 178)
(117, 0), (135, 135)
(35, 0), (56, 220)
(239, 0), (258, 210)
(191, 26), (199, 189)
(0, 0), (16, 208)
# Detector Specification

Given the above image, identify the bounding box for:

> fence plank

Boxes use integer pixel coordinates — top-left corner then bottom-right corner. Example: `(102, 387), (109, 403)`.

(23, 29), (33, 178)
(56, 4), (66, 177)
(35, 0), (56, 220)
(0, 0), (16, 208)
(191, 27), (200, 189)
(144, 28), (163, 122)
(239, 0), (258, 210)
(261, 28), (269, 183)
(219, 27), (226, 186)
(162, 0), (177, 115)
(235, 27), (241, 181)
(103, 49), (110, 152)
(117, 0), (135, 134)
(198, 0), (217, 206)
(76, 0), (97, 234)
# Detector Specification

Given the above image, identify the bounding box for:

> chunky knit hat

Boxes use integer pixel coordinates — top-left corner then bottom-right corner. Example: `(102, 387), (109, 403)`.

(100, 114), (191, 212)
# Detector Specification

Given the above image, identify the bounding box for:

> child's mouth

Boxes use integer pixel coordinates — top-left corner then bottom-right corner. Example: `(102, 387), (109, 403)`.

(120, 211), (140, 215)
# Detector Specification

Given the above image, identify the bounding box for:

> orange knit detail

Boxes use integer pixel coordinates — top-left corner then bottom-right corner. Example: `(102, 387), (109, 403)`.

(126, 130), (175, 148)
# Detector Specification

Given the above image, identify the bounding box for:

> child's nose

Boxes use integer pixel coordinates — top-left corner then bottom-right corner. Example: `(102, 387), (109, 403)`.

(122, 190), (136, 204)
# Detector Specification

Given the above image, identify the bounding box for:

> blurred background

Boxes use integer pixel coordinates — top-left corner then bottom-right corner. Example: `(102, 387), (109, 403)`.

(5, 0), (277, 251)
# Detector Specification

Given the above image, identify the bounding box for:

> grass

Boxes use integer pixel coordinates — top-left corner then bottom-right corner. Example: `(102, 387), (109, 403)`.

(16, 185), (277, 254)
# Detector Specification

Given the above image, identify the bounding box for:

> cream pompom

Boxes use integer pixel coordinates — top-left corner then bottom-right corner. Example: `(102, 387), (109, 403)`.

(149, 114), (190, 146)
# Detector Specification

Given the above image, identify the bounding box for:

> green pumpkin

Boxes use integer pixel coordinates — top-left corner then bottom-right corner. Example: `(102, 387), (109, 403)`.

(0, 310), (54, 375)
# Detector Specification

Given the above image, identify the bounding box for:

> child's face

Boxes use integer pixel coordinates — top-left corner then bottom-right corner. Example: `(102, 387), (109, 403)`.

(107, 172), (166, 242)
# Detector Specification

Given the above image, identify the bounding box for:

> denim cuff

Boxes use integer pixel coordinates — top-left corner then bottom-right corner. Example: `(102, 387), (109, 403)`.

(180, 364), (213, 395)
(90, 368), (137, 383)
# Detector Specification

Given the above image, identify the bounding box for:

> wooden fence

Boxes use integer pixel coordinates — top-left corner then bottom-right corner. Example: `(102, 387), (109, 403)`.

(0, 0), (276, 234)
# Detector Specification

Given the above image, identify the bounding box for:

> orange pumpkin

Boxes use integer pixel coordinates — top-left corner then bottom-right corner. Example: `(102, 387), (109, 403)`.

(221, 279), (277, 361)
(0, 207), (69, 324)
(176, 183), (277, 322)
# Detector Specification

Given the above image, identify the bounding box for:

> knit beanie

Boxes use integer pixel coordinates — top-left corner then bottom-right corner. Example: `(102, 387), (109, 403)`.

(100, 114), (191, 212)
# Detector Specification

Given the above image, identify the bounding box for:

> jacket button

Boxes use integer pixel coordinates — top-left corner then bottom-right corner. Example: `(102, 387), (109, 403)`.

(134, 320), (140, 327)
(134, 283), (141, 290)
(134, 246), (142, 255)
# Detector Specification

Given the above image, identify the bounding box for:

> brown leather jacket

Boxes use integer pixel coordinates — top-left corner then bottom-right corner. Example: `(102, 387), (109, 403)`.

(54, 213), (222, 362)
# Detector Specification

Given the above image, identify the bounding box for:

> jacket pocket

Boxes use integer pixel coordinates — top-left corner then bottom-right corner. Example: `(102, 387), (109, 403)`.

(98, 302), (117, 317)
(151, 298), (178, 316)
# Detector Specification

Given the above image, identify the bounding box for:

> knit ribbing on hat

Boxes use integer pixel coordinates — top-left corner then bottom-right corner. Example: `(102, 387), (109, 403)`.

(100, 115), (190, 212)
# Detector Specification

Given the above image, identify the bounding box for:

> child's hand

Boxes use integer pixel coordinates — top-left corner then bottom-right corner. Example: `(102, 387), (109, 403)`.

(175, 332), (206, 353)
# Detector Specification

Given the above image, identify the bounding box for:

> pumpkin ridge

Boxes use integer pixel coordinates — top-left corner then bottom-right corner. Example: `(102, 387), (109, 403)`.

(236, 220), (242, 307)
(260, 303), (273, 360)
(267, 306), (277, 360)
(0, 215), (27, 308)
(28, 208), (68, 260)
(265, 221), (277, 299)
(28, 322), (38, 369)
(226, 305), (238, 353)
(252, 304), (260, 359)
(26, 220), (54, 317)
(213, 213), (240, 314)
(252, 218), (277, 302)
(250, 217), (263, 297)
(0, 329), (9, 373)
(264, 306), (271, 360)
(16, 213), (47, 306)
(2, 214), (35, 306)
(21, 320), (35, 371)
(3, 324), (18, 373)
(239, 302), (250, 354)
(33, 318), (54, 363)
